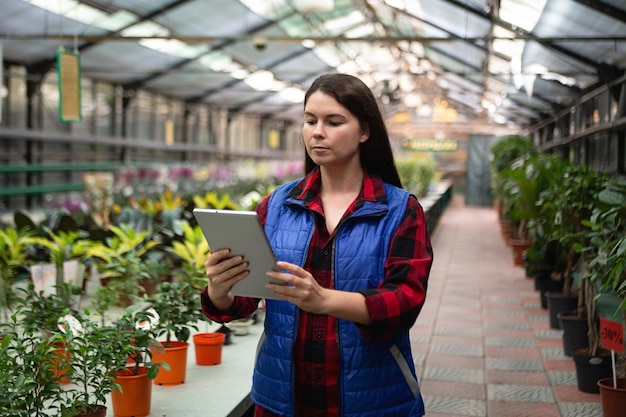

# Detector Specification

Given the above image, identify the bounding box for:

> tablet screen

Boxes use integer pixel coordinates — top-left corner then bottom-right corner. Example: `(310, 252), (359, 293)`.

(193, 208), (282, 300)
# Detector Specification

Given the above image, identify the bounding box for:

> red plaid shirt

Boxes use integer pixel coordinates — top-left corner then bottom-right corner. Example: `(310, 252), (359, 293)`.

(201, 170), (432, 417)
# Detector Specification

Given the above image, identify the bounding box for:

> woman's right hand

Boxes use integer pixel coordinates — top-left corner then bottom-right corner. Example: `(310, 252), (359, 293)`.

(204, 249), (250, 303)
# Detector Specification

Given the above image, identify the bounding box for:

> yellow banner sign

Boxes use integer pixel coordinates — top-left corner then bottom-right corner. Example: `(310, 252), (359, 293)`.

(57, 50), (82, 122)
(401, 138), (458, 152)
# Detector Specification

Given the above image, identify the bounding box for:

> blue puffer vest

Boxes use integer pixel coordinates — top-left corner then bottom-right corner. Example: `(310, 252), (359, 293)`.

(250, 179), (425, 417)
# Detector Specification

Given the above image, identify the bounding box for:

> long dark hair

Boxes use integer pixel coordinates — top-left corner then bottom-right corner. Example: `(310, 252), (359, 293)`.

(303, 73), (402, 188)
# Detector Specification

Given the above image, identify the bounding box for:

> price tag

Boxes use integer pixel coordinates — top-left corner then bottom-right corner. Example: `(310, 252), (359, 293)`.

(600, 317), (624, 353)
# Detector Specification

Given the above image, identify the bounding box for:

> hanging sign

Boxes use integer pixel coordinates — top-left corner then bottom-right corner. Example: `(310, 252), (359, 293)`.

(0, 43), (3, 124)
(401, 138), (458, 152)
(57, 49), (82, 122)
(600, 317), (624, 353)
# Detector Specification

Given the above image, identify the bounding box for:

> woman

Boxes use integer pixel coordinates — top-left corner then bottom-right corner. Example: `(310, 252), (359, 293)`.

(201, 73), (433, 417)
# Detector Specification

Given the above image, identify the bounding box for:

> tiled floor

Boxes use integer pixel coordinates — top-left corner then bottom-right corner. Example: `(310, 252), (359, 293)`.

(413, 194), (602, 417)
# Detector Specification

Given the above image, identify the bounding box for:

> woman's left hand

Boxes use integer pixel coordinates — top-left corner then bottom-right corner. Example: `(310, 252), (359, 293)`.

(266, 261), (329, 314)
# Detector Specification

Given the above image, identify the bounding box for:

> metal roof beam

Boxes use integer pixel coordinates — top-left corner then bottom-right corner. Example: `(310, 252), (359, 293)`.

(441, 0), (605, 70)
(570, 0), (626, 24)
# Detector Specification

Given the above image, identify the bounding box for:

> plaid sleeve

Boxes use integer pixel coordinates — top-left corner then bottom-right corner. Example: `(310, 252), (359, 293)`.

(200, 288), (260, 323)
(358, 195), (433, 339)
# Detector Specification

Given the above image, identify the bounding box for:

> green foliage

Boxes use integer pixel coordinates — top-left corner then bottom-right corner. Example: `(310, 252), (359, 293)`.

(17, 283), (82, 336)
(148, 281), (207, 346)
(85, 224), (160, 307)
(489, 135), (538, 222)
(583, 177), (626, 311)
(538, 162), (609, 295)
(114, 305), (167, 379)
(489, 135), (536, 175)
(497, 153), (564, 239)
(0, 227), (37, 320)
(60, 309), (136, 416)
(395, 155), (438, 196)
(166, 223), (210, 292)
(0, 313), (66, 417)
(192, 191), (241, 211)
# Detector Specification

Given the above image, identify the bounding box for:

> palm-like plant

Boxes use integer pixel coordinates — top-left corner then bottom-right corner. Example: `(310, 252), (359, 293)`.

(31, 227), (93, 303)
(166, 223), (209, 292)
(86, 224), (160, 308)
(0, 227), (37, 322)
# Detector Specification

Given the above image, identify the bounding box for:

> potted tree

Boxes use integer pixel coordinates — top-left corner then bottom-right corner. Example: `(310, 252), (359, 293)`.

(538, 163), (609, 330)
(496, 152), (559, 265)
(585, 176), (626, 410)
(489, 135), (537, 242)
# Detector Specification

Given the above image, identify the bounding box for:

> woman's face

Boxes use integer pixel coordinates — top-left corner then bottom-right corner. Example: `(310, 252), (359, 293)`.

(303, 91), (369, 169)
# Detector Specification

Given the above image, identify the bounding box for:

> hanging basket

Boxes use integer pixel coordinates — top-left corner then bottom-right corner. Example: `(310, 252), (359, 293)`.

(193, 332), (225, 366)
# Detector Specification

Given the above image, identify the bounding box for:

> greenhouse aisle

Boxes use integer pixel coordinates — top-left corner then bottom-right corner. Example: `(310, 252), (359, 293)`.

(413, 194), (602, 417)
(102, 193), (603, 417)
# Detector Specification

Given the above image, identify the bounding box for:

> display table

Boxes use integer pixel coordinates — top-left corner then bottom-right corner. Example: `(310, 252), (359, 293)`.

(105, 321), (262, 417)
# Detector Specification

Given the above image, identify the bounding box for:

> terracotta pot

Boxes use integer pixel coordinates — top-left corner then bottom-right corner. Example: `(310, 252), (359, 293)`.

(193, 332), (225, 366)
(51, 342), (71, 384)
(150, 341), (189, 386)
(598, 377), (626, 417)
(499, 220), (514, 244)
(111, 367), (152, 417)
(508, 238), (533, 266)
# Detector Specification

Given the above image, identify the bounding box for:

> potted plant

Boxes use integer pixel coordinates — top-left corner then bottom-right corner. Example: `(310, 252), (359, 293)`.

(489, 134), (537, 239)
(0, 310), (67, 417)
(30, 227), (92, 302)
(537, 164), (609, 331)
(496, 152), (559, 264)
(585, 176), (626, 407)
(109, 305), (166, 417)
(545, 169), (614, 392)
(0, 226), (37, 323)
(85, 224), (160, 307)
(58, 310), (135, 417)
(146, 280), (208, 385)
(166, 222), (210, 292)
(164, 223), (228, 360)
(523, 233), (567, 309)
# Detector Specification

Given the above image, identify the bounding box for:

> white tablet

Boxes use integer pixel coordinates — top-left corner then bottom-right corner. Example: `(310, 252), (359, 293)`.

(192, 208), (282, 300)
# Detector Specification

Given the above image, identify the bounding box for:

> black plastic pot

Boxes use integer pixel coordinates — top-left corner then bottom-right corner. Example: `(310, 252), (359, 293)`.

(546, 291), (577, 329)
(535, 277), (564, 309)
(572, 348), (613, 394)
(557, 311), (589, 356)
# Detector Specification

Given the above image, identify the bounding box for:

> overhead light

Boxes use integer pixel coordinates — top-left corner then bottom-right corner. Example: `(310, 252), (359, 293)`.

(293, 0), (334, 13)
(279, 87), (305, 103)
